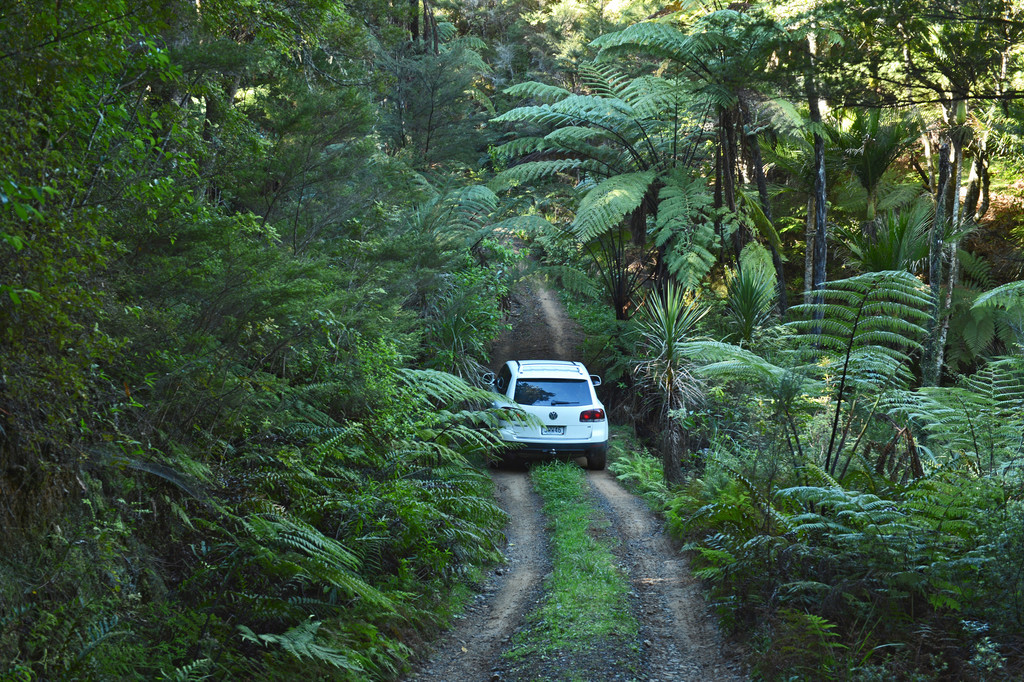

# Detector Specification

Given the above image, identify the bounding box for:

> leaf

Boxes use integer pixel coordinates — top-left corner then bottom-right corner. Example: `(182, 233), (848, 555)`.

(238, 621), (362, 671)
(503, 81), (572, 103)
(737, 187), (782, 253)
(571, 171), (657, 242)
(972, 280), (1024, 312)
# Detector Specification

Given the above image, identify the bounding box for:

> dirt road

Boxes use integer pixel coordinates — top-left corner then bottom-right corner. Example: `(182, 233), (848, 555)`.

(490, 276), (583, 364)
(407, 276), (744, 681)
(410, 470), (549, 681)
(589, 471), (742, 681)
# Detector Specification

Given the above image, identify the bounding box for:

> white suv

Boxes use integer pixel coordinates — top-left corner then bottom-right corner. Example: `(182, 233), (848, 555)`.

(490, 360), (608, 470)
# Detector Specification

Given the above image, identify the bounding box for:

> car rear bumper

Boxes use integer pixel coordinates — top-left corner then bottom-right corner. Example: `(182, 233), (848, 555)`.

(503, 441), (607, 461)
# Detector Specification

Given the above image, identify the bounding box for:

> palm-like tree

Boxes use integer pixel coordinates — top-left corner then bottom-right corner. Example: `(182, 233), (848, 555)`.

(725, 261), (778, 347)
(633, 284), (708, 484)
(492, 63), (711, 319)
(828, 108), (922, 232)
(836, 200), (931, 274)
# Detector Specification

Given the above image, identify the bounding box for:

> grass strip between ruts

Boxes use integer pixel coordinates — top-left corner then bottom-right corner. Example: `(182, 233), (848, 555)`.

(503, 462), (637, 662)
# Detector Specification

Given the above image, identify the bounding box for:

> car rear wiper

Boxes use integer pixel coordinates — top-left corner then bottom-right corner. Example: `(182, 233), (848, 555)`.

(551, 401), (579, 405)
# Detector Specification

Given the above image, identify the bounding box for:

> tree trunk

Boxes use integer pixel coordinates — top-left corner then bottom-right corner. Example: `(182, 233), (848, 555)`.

(976, 153), (991, 221)
(963, 150), (982, 219)
(714, 138), (725, 262)
(932, 127), (967, 383)
(964, 146), (990, 222)
(739, 98), (788, 316)
(921, 132), (935, 191)
(923, 142), (950, 387)
(806, 75), (827, 313)
(804, 196), (815, 304)
(720, 108), (744, 268)
(662, 418), (685, 485)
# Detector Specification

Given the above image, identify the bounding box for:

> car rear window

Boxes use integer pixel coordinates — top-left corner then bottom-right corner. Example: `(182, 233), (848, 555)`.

(513, 379), (591, 406)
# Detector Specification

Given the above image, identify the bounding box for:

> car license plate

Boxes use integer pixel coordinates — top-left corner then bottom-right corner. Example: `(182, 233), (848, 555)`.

(542, 426), (565, 435)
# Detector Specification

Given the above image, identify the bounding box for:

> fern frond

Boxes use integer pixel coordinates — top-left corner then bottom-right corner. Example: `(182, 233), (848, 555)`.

(571, 170), (657, 242)
(545, 264), (602, 298)
(159, 658), (212, 681)
(958, 249), (995, 288)
(592, 21), (692, 64)
(737, 187), (782, 252)
(624, 75), (692, 118)
(490, 136), (547, 160)
(238, 620), (361, 671)
(787, 271), (934, 391)
(654, 173), (718, 288)
(504, 80), (573, 103)
(684, 340), (794, 386)
(577, 61), (632, 98)
(488, 214), (555, 236)
(494, 159), (584, 187)
(972, 279), (1024, 312)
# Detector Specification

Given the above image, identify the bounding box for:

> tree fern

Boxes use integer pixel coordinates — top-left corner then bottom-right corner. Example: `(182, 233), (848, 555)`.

(408, 184), (498, 246)
(788, 271), (934, 473)
(491, 57), (710, 317)
(238, 620), (360, 671)
(571, 171), (657, 242)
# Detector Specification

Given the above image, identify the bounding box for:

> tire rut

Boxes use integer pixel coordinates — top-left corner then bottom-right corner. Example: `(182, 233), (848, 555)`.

(407, 471), (550, 681)
(491, 277), (582, 366)
(587, 471), (746, 681)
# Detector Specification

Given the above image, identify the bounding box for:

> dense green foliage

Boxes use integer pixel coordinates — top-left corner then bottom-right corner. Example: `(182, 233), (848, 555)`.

(0, 0), (515, 678)
(491, 3), (1024, 677)
(5, 0), (1024, 679)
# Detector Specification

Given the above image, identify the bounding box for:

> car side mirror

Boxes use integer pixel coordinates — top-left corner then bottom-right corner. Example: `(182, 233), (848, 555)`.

(481, 371), (496, 387)
(590, 375), (602, 387)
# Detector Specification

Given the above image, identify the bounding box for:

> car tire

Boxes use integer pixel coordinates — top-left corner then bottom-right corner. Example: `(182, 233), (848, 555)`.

(587, 449), (606, 471)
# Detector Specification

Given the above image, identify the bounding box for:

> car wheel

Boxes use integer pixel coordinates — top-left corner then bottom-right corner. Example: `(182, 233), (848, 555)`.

(587, 450), (606, 470)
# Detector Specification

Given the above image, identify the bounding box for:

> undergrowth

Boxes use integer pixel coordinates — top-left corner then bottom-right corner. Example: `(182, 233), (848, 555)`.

(606, 426), (670, 511)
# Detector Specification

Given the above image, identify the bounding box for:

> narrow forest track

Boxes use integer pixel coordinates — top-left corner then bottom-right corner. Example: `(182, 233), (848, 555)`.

(406, 274), (746, 681)
(588, 472), (745, 681)
(491, 275), (583, 365)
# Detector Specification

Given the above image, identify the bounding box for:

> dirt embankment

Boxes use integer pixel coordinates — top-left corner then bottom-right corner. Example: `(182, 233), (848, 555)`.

(407, 276), (745, 681)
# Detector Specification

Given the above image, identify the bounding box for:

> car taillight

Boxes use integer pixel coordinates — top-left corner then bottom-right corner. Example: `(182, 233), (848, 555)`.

(580, 409), (605, 422)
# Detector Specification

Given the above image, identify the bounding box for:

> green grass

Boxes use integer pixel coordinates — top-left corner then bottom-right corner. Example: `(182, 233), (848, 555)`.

(503, 462), (637, 663)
